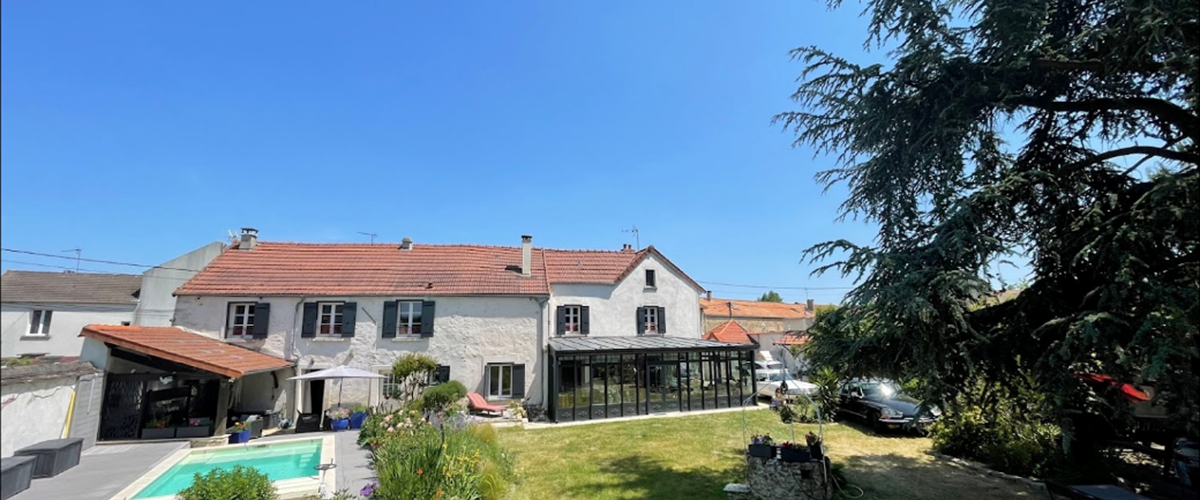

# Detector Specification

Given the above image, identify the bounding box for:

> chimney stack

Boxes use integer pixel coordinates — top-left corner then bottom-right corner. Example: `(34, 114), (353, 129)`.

(706, 290), (712, 301)
(400, 237), (413, 251)
(806, 298), (815, 314)
(621, 243), (634, 253)
(239, 228), (258, 250)
(520, 235), (533, 277)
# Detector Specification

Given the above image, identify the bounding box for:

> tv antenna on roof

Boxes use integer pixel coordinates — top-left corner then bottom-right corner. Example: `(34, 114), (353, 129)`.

(357, 232), (378, 243)
(622, 225), (640, 250)
(61, 248), (82, 272)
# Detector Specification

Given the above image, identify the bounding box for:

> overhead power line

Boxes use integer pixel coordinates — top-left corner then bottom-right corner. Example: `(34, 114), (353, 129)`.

(1, 248), (202, 273)
(1, 260), (196, 281)
(697, 280), (854, 291)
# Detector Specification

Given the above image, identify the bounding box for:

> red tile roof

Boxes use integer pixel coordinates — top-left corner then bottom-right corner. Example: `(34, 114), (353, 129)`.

(176, 242), (704, 296)
(80, 325), (292, 378)
(773, 333), (810, 346)
(176, 243), (551, 296)
(703, 319), (756, 345)
(700, 298), (812, 320)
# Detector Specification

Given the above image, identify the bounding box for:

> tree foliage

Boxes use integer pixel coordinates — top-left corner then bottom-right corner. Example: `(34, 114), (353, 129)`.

(758, 290), (784, 302)
(783, 0), (1199, 435)
(392, 353), (440, 405)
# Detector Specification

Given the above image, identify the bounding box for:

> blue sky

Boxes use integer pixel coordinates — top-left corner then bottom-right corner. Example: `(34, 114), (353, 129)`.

(1, 1), (889, 303)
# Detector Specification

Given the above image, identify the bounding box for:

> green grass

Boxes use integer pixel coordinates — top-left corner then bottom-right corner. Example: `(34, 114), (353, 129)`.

(498, 409), (1040, 500)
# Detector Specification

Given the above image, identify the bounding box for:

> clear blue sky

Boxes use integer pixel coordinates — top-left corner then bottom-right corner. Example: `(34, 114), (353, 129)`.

(1, 1), (889, 303)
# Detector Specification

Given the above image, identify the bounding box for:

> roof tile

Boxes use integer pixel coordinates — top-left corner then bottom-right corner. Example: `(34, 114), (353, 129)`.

(703, 319), (756, 345)
(700, 298), (813, 320)
(80, 325), (292, 378)
(1, 271), (141, 305)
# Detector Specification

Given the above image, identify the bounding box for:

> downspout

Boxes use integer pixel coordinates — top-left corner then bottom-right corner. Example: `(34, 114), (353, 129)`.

(535, 296), (549, 409)
(288, 296), (307, 421)
(60, 389), (77, 439)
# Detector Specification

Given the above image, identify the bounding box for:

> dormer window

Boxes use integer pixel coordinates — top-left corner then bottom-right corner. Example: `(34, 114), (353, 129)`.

(645, 269), (657, 288)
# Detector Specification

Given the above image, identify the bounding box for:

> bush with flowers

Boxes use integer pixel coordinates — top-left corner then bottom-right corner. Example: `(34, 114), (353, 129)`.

(365, 421), (514, 500)
(357, 408), (426, 449)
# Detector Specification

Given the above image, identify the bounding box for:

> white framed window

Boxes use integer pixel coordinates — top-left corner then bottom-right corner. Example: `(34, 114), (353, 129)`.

(564, 305), (581, 333)
(642, 307), (659, 334)
(398, 301), (423, 336)
(645, 269), (657, 288)
(318, 302), (344, 336)
(227, 303), (256, 338)
(378, 369), (400, 401)
(488, 364), (513, 399)
(27, 310), (52, 336)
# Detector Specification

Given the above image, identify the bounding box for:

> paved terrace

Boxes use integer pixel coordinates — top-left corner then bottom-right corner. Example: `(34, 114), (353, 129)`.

(12, 431), (373, 500)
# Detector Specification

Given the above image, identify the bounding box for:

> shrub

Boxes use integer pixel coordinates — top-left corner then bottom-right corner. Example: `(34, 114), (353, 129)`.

(419, 380), (467, 412)
(359, 408), (427, 449)
(371, 423), (514, 500)
(392, 354), (440, 404)
(178, 465), (278, 500)
(931, 406), (1064, 477)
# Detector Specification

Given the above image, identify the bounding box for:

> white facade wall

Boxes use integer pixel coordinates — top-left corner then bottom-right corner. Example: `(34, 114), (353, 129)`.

(173, 295), (545, 414)
(1, 304), (135, 358)
(550, 254), (703, 338)
(133, 241), (225, 327)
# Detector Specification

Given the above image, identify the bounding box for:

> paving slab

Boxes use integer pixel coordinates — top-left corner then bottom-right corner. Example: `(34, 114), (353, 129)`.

(13, 441), (186, 500)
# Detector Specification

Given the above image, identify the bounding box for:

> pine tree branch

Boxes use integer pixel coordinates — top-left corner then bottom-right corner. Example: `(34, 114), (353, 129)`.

(1065, 145), (1200, 174)
(1013, 97), (1200, 142)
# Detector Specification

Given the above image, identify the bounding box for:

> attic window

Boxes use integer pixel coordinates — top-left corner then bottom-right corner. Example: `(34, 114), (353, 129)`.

(645, 269), (657, 288)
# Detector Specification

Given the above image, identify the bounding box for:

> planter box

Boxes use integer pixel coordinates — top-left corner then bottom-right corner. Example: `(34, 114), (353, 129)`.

(228, 430), (252, 444)
(1, 456), (36, 500)
(748, 444), (777, 459)
(176, 426), (211, 438)
(331, 418), (350, 431)
(142, 427), (177, 440)
(779, 447), (812, 463)
(13, 438), (83, 478)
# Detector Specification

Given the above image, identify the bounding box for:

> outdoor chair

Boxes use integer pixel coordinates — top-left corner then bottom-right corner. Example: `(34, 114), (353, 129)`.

(467, 392), (505, 416)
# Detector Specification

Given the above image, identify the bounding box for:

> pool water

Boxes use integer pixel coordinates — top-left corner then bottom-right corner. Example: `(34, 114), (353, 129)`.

(133, 439), (322, 499)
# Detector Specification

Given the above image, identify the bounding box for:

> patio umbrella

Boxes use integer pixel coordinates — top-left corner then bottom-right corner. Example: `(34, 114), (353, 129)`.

(289, 366), (387, 414)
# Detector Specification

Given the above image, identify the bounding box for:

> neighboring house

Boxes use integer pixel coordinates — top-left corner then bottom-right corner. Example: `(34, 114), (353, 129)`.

(703, 319), (756, 345)
(1, 359), (103, 456)
(1, 271), (142, 357)
(700, 296), (823, 374)
(132, 241), (226, 327)
(163, 230), (754, 423)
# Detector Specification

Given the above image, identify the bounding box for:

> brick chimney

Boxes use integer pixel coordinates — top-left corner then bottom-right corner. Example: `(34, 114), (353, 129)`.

(806, 298), (815, 314)
(521, 235), (532, 277)
(239, 228), (258, 250)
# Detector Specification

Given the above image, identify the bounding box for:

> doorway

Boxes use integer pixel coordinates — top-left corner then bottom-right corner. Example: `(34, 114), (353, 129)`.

(304, 379), (325, 414)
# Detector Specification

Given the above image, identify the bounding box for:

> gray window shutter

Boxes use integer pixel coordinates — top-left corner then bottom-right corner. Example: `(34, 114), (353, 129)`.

(301, 303), (318, 338)
(437, 365), (450, 384)
(555, 306), (566, 335)
(252, 302), (271, 339)
(421, 301), (435, 337)
(381, 301), (398, 339)
(636, 307), (645, 335)
(512, 364), (526, 398)
(342, 302), (357, 338)
(581, 306), (590, 335)
(657, 306), (667, 333)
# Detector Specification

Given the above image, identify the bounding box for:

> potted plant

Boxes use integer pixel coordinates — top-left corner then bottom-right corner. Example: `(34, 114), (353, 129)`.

(141, 417), (177, 440)
(779, 441), (812, 463)
(228, 421), (252, 444)
(748, 434), (776, 459)
(176, 418), (212, 438)
(805, 431), (824, 459)
(328, 407), (351, 431)
(349, 405), (369, 429)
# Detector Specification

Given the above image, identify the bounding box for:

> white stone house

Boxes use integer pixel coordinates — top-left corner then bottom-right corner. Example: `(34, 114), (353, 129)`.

(169, 230), (755, 422)
(1, 271), (142, 358)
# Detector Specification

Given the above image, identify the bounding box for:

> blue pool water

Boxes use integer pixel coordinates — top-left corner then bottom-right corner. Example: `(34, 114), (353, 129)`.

(132, 439), (322, 499)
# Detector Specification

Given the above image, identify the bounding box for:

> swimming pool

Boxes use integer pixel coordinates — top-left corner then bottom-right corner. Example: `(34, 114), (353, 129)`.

(114, 436), (335, 500)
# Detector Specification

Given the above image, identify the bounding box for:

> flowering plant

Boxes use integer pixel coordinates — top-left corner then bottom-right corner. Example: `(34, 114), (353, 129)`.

(750, 434), (774, 445)
(780, 441), (808, 450)
(805, 431), (822, 446)
(327, 407), (351, 420)
(146, 417), (171, 429)
(231, 421), (249, 432)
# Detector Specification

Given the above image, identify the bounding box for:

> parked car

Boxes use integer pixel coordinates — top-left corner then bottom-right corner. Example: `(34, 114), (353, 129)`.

(753, 360), (787, 381)
(757, 371), (818, 400)
(838, 379), (939, 433)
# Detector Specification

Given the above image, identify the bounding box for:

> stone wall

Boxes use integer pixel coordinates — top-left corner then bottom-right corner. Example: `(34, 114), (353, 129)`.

(740, 454), (830, 500)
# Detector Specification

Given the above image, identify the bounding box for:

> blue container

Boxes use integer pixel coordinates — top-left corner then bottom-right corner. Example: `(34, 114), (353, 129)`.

(331, 418), (350, 431)
(349, 413), (367, 430)
(228, 430), (252, 444)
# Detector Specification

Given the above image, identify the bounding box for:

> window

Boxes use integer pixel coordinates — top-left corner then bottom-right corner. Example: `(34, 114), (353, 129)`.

(379, 369), (401, 401)
(28, 310), (52, 335)
(318, 302), (344, 335)
(564, 305), (581, 333)
(397, 301), (423, 336)
(488, 364), (513, 398)
(645, 269), (657, 288)
(227, 303), (256, 338)
(120, 321), (131, 326)
(642, 306), (659, 334)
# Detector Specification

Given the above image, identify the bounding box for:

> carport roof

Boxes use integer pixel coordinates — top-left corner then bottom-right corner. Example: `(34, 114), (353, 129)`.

(80, 325), (293, 378)
(549, 336), (755, 355)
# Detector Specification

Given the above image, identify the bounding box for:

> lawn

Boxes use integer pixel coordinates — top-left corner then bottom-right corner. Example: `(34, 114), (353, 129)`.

(497, 408), (1041, 500)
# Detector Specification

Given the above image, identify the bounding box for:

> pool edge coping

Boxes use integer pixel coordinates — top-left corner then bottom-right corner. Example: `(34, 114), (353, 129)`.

(106, 435), (335, 500)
